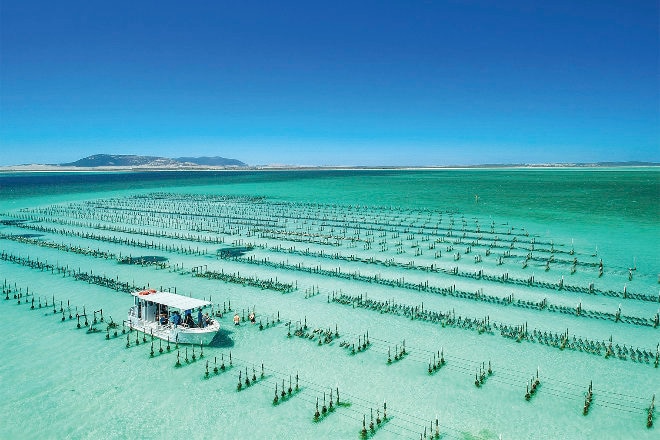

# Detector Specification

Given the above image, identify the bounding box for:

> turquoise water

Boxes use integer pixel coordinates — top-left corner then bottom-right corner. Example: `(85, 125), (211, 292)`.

(0, 168), (658, 439)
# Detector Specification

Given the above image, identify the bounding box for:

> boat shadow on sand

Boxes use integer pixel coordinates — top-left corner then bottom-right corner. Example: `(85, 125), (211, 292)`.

(209, 328), (235, 348)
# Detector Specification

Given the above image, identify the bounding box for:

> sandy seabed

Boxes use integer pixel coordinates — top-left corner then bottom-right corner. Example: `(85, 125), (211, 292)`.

(0, 169), (658, 440)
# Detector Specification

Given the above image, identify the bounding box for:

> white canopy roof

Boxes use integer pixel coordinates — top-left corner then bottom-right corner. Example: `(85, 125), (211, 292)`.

(131, 290), (211, 311)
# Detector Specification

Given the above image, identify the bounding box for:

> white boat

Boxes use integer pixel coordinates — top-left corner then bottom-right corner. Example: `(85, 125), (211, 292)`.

(127, 289), (220, 345)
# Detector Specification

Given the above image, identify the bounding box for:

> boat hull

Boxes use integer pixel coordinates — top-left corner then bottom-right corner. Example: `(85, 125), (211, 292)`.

(127, 316), (220, 346)
(170, 322), (220, 345)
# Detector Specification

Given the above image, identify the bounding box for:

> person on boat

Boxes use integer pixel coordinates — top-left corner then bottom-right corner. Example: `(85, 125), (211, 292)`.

(204, 312), (211, 326)
(184, 310), (195, 327)
(234, 313), (240, 326)
(197, 308), (205, 328)
(159, 311), (168, 325)
(249, 311), (256, 323)
(171, 311), (181, 328)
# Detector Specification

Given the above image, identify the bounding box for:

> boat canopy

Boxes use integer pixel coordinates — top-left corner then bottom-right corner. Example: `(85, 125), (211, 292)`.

(131, 290), (211, 311)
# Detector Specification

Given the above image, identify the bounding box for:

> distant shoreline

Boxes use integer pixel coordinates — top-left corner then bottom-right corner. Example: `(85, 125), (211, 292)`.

(0, 162), (658, 173)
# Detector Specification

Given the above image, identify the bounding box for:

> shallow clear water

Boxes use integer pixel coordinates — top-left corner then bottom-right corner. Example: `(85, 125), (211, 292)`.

(0, 168), (658, 439)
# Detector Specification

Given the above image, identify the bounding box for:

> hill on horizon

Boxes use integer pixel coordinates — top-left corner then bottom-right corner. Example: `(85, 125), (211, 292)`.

(60, 154), (247, 167)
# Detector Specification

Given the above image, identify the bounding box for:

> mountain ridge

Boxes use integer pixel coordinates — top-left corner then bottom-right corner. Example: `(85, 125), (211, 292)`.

(1, 155), (658, 170)
(60, 154), (247, 168)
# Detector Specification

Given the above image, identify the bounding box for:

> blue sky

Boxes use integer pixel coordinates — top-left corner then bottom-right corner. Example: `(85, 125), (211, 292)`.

(1, 0), (658, 166)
